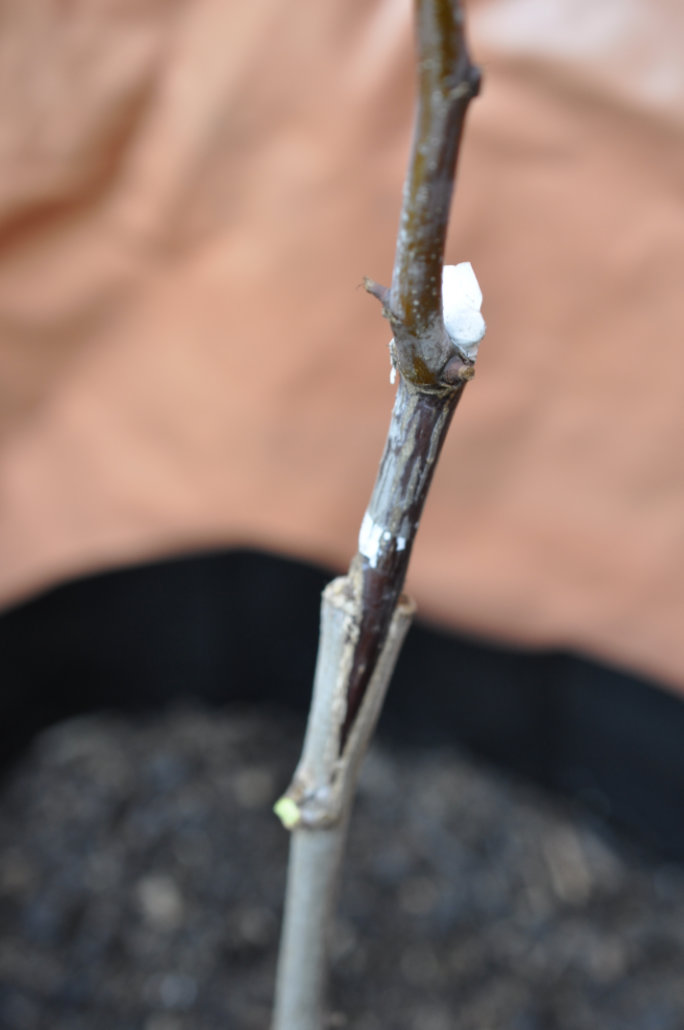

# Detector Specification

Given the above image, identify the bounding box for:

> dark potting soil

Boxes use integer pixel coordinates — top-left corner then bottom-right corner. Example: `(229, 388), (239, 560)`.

(1, 704), (684, 1030)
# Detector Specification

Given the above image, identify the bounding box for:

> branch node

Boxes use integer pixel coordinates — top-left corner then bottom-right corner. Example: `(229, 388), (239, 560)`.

(442, 355), (475, 385)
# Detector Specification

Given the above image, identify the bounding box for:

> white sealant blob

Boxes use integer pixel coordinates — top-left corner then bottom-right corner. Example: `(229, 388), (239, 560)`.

(359, 512), (383, 568)
(442, 262), (485, 359)
(359, 513), (406, 567)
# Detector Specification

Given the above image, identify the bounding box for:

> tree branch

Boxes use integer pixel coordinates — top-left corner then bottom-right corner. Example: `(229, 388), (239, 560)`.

(344, 0), (480, 741)
(272, 3), (482, 1026)
(389, 0), (480, 387)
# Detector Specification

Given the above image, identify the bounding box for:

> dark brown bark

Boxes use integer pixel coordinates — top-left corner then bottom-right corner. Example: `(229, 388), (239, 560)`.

(389, 0), (480, 388)
(340, 378), (464, 744)
(340, 1), (480, 747)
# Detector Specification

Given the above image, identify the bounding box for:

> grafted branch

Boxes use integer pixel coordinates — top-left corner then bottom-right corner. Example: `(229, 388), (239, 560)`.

(272, 4), (482, 1028)
(343, 0), (479, 741)
(389, 0), (480, 386)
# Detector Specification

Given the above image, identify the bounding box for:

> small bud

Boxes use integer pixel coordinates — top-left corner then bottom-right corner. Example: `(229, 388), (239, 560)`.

(274, 796), (301, 830)
(442, 356), (474, 384)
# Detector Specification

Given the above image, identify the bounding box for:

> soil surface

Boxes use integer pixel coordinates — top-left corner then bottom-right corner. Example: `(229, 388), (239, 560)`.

(1, 704), (684, 1030)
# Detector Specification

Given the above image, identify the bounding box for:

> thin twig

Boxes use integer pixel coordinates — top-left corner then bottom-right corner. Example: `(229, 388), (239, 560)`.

(272, 3), (481, 1027)
(342, 0), (479, 742)
(389, 0), (480, 383)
